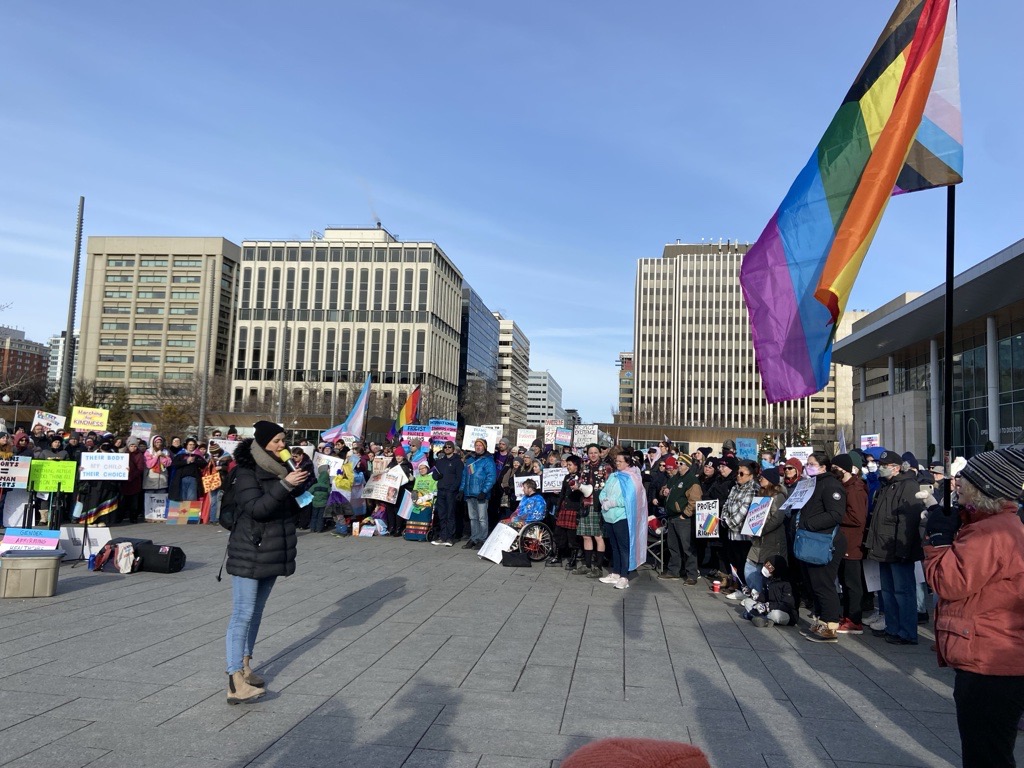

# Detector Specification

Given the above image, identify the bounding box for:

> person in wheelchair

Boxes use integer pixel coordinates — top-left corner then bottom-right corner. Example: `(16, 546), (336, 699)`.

(501, 479), (547, 529)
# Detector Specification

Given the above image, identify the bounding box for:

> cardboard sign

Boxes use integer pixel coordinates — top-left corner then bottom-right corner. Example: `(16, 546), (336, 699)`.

(781, 478), (816, 510)
(79, 453), (130, 481)
(130, 422), (153, 442)
(31, 410), (66, 432)
(740, 496), (773, 537)
(513, 474), (541, 500)
(145, 492), (168, 521)
(695, 500), (720, 539)
(69, 406), (109, 432)
(516, 429), (538, 450)
(363, 466), (407, 504)
(543, 425), (557, 444)
(59, 525), (112, 558)
(312, 451), (346, 478)
(28, 460), (77, 492)
(0, 528), (61, 554)
(736, 438), (759, 462)
(477, 522), (521, 564)
(461, 425), (491, 452)
(553, 427), (572, 447)
(429, 419), (458, 447)
(785, 446), (814, 466)
(0, 457), (32, 490)
(573, 424), (598, 448)
(860, 434), (881, 450)
(542, 467), (567, 493)
(372, 456), (390, 476)
(482, 425), (503, 448)
(209, 438), (238, 456)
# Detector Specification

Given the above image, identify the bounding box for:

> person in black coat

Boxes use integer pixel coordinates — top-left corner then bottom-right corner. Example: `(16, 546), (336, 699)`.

(429, 441), (464, 546)
(792, 452), (847, 643)
(224, 421), (308, 705)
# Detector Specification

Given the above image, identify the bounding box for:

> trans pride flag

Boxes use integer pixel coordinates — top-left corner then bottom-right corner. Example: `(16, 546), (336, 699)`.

(740, 0), (962, 403)
(386, 385), (421, 443)
(321, 374), (371, 443)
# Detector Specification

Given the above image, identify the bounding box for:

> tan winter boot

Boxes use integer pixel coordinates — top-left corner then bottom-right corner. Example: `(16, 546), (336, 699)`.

(806, 621), (840, 644)
(227, 670), (266, 705)
(242, 656), (265, 687)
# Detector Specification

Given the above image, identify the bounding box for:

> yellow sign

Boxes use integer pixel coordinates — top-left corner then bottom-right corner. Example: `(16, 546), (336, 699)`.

(69, 406), (109, 431)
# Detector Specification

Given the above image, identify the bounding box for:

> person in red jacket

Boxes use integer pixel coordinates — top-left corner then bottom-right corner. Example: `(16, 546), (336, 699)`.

(832, 453), (868, 634)
(120, 438), (149, 524)
(923, 447), (1024, 768)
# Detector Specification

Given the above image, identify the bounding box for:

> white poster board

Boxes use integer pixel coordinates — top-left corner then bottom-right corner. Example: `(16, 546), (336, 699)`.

(695, 499), (720, 539)
(781, 478), (816, 510)
(860, 434), (881, 450)
(0, 528), (61, 554)
(363, 466), (407, 504)
(0, 457), (32, 490)
(573, 424), (598, 448)
(477, 523), (521, 564)
(2, 489), (30, 528)
(209, 439), (238, 456)
(145, 492), (169, 521)
(740, 497), (773, 537)
(542, 468), (567, 493)
(32, 410), (66, 432)
(130, 421), (153, 443)
(516, 429), (537, 450)
(79, 453), (130, 481)
(461, 425), (490, 451)
(785, 446), (814, 466)
(513, 475), (541, 500)
(59, 525), (113, 559)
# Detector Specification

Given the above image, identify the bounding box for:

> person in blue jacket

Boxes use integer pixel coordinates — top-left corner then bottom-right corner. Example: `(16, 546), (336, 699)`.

(460, 438), (496, 549)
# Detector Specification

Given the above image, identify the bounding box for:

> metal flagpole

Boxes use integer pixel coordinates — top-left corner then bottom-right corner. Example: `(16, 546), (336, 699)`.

(942, 186), (955, 515)
(58, 197), (84, 417)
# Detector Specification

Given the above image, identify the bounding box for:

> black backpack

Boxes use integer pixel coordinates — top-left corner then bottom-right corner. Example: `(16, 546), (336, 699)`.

(218, 467), (240, 530)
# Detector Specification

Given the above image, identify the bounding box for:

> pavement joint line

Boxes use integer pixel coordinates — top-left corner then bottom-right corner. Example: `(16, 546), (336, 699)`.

(653, 593), (684, 706)
(558, 604), (589, 735)
(510, 591), (559, 693)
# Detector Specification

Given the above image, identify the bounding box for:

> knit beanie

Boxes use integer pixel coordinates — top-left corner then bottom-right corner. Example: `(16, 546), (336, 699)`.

(662, 456), (677, 470)
(760, 467), (781, 486)
(959, 447), (1024, 502)
(253, 420), (283, 449)
(697, 447), (713, 459)
(562, 738), (711, 768)
(784, 457), (803, 474)
(832, 454), (854, 475)
(721, 456), (739, 473)
(849, 450), (864, 470)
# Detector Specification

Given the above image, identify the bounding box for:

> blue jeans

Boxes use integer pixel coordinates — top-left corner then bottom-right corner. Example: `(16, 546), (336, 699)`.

(467, 497), (488, 543)
(879, 561), (918, 642)
(226, 575), (276, 674)
(180, 476), (198, 501)
(310, 506), (325, 532)
(208, 490), (222, 524)
(744, 560), (764, 595)
(604, 519), (630, 577)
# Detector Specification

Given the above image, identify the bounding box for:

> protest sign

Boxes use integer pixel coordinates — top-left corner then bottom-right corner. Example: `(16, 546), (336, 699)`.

(166, 500), (202, 525)
(740, 497), (773, 537)
(785, 446), (814, 466)
(69, 406), (109, 432)
(145, 493), (168, 521)
(0, 457), (32, 490)
(130, 421), (153, 442)
(544, 419), (564, 427)
(516, 429), (537, 449)
(397, 493), (413, 521)
(79, 453), (130, 481)
(0, 528), (61, 554)
(429, 419), (458, 447)
(312, 451), (346, 478)
(372, 456), (390, 476)
(59, 526), (112, 558)
(402, 424), (432, 442)
(781, 478), (816, 510)
(736, 438), (759, 462)
(461, 425), (490, 451)
(860, 434), (881, 450)
(542, 467), (567, 493)
(209, 438), (238, 456)
(482, 425), (503, 450)
(363, 466), (407, 504)
(477, 523), (520, 564)
(543, 425), (557, 444)
(695, 500), (720, 539)
(28, 460), (77, 492)
(290, 444), (315, 459)
(1, 490), (29, 528)
(573, 424), (598, 448)
(513, 475), (541, 500)
(31, 410), (66, 432)
(553, 427), (572, 447)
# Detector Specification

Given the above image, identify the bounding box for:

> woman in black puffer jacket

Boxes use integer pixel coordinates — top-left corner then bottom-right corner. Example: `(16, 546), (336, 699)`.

(224, 421), (308, 705)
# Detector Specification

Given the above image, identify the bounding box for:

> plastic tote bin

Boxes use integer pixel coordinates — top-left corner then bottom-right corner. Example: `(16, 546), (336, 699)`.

(0, 550), (66, 598)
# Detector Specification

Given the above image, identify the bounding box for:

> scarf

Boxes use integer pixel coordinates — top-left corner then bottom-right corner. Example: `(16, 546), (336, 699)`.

(722, 480), (758, 540)
(251, 441), (287, 479)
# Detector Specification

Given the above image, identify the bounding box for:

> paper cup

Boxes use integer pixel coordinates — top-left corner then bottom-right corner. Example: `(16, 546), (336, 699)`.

(712, 580), (721, 593)
(352, 522), (361, 535)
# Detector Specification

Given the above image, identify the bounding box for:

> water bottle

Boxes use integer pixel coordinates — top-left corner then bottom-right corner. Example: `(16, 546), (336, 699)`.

(88, 554), (96, 570)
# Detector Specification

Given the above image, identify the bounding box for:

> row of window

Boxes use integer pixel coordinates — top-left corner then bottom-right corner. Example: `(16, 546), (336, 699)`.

(96, 369), (193, 379)
(98, 354), (195, 363)
(103, 290), (199, 300)
(105, 256), (204, 267)
(236, 326), (428, 373)
(240, 266), (432, 313)
(242, 246), (435, 265)
(99, 338), (195, 348)
(106, 274), (201, 284)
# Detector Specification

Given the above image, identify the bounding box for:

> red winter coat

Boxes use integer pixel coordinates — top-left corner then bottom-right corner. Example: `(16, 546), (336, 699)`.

(925, 512), (1024, 676)
(121, 449), (148, 496)
(840, 476), (868, 559)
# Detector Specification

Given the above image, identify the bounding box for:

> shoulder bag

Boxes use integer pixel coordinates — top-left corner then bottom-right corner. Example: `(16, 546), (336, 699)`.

(793, 511), (838, 566)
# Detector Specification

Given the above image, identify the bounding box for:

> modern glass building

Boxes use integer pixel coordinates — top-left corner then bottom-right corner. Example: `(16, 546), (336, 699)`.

(833, 237), (1024, 459)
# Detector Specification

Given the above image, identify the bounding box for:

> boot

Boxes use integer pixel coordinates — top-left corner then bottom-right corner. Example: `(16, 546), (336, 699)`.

(586, 564), (603, 579)
(565, 550), (578, 570)
(227, 671), (265, 705)
(242, 656), (265, 687)
(571, 561), (590, 575)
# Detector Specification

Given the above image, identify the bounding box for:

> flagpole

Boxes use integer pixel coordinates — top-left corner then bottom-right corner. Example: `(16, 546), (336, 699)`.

(942, 185), (955, 515)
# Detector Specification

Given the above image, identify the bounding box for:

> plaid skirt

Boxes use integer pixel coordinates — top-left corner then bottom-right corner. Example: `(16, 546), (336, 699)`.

(555, 506), (578, 530)
(576, 505), (604, 537)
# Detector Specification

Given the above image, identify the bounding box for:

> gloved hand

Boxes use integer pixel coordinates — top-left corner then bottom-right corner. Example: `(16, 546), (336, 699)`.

(455, 491), (464, 502)
(925, 505), (961, 547)
(477, 492), (488, 501)
(753, 602), (767, 615)
(750, 589), (760, 602)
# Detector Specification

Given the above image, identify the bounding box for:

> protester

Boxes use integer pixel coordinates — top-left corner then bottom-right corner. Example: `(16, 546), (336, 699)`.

(170, 437), (207, 502)
(460, 438), (495, 549)
(598, 452), (638, 589)
(742, 555), (798, 628)
(721, 460), (759, 592)
(832, 453), (868, 634)
(432, 441), (463, 548)
(501, 478), (546, 528)
(224, 420), (307, 705)
(660, 456), (702, 584)
(550, 455), (583, 568)
(742, 466), (788, 595)
(121, 438), (148, 524)
(574, 444), (608, 578)
(144, 436), (172, 493)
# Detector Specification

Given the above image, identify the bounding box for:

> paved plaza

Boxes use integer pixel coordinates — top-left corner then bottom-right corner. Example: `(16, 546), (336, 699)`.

(0, 524), (1015, 768)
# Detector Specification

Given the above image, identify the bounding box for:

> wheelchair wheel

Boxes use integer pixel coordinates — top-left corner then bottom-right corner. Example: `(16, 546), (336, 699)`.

(518, 523), (554, 562)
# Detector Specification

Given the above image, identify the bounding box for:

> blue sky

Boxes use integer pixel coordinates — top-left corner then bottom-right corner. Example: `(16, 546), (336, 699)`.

(2, 1), (1021, 423)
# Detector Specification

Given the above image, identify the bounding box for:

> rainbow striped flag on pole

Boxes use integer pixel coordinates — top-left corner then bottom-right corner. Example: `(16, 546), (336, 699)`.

(386, 386), (422, 443)
(740, 0), (962, 403)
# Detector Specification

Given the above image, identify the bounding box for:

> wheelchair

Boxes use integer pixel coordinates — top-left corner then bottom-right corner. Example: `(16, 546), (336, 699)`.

(506, 521), (556, 562)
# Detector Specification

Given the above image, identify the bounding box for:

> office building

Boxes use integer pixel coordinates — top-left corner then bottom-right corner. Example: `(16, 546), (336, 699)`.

(615, 351), (634, 423)
(527, 370), (567, 425)
(80, 237), (240, 408)
(564, 408), (581, 428)
(494, 313), (530, 434)
(0, 327), (48, 397)
(231, 227), (463, 422)
(46, 330), (79, 396)
(458, 285), (500, 424)
(833, 236), (1024, 459)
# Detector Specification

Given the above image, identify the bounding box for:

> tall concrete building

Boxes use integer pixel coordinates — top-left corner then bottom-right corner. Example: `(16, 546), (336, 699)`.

(629, 241), (859, 450)
(527, 370), (566, 425)
(615, 351), (634, 423)
(80, 237), (240, 408)
(494, 313), (530, 434)
(46, 330), (79, 396)
(231, 227), (463, 422)
(0, 327), (48, 397)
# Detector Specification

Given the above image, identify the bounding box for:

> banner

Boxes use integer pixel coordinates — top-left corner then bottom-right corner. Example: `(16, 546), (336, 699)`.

(0, 528), (61, 554)
(860, 434), (881, 450)
(28, 460), (77, 492)
(363, 466), (407, 504)
(145, 492), (169, 520)
(542, 467), (567, 493)
(513, 474), (541, 500)
(429, 419), (458, 448)
(695, 500), (720, 539)
(130, 422), (154, 442)
(781, 478), (816, 510)
(0, 457), (32, 490)
(572, 424), (598, 448)
(553, 427), (572, 447)
(31, 410), (66, 432)
(79, 453), (130, 481)
(516, 429), (537, 449)
(785, 446), (814, 466)
(209, 438), (238, 456)
(740, 497), (773, 537)
(69, 406), (109, 432)
(401, 424), (431, 443)
(736, 438), (759, 462)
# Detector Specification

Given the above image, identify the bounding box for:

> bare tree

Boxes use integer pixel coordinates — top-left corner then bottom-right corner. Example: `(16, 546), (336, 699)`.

(458, 378), (500, 427)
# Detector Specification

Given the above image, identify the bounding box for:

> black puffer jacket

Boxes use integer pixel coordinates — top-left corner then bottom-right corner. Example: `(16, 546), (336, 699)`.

(865, 469), (924, 563)
(226, 439), (299, 580)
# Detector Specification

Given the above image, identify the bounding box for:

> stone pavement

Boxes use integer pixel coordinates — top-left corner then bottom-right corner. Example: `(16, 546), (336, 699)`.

(0, 524), (1016, 768)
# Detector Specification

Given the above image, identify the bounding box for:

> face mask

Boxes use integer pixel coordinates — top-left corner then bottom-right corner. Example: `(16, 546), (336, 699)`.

(804, 465), (820, 477)
(878, 465), (896, 479)
(866, 462), (877, 473)
(761, 566), (773, 579)
(761, 459), (774, 470)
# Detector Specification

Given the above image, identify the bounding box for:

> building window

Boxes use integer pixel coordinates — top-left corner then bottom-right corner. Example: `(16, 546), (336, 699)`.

(270, 268), (281, 308)
(137, 306), (164, 315)
(285, 268), (296, 307)
(329, 269), (339, 309)
(171, 291), (199, 300)
(355, 329), (365, 370)
(104, 290), (131, 299)
(385, 330), (395, 370)
(314, 268), (325, 310)
(370, 329), (380, 371)
(343, 268), (354, 310)
(241, 267), (252, 307)
(311, 328), (321, 372)
(267, 328), (277, 368)
(101, 322), (129, 330)
(139, 275), (166, 283)
(415, 330), (425, 373)
(173, 258), (202, 268)
(252, 328), (262, 368)
(169, 306), (198, 315)
(165, 355), (195, 364)
(403, 269), (414, 311)
(107, 258), (135, 267)
(340, 329), (351, 371)
(300, 268), (310, 307)
(172, 275), (201, 283)
(418, 269), (428, 311)
(255, 268), (267, 308)
(137, 291), (165, 299)
(140, 259), (167, 267)
(400, 330), (411, 372)
(326, 328), (336, 369)
(358, 269), (368, 311)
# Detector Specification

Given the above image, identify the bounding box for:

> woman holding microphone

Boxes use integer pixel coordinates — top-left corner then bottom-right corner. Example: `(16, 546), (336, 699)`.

(224, 421), (308, 704)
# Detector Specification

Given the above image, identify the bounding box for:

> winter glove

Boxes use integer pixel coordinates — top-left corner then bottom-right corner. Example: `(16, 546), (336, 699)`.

(753, 602), (767, 615)
(749, 589), (760, 602)
(477, 492), (488, 501)
(925, 505), (961, 547)
(455, 492), (464, 502)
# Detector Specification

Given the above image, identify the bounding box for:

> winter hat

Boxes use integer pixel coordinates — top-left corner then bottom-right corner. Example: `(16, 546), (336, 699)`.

(901, 451), (919, 469)
(877, 450), (903, 466)
(662, 456), (678, 470)
(722, 439), (736, 452)
(784, 457), (803, 474)
(393, 445), (405, 459)
(929, 463), (946, 477)
(849, 450), (864, 469)
(562, 737), (711, 768)
(226, 425), (238, 437)
(698, 447), (713, 459)
(253, 420), (283, 449)
(721, 456), (739, 472)
(832, 454), (854, 475)
(760, 467), (781, 486)
(677, 454), (693, 468)
(958, 447), (1024, 502)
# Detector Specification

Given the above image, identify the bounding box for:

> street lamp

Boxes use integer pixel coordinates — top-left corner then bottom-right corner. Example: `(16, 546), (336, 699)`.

(2, 395), (21, 430)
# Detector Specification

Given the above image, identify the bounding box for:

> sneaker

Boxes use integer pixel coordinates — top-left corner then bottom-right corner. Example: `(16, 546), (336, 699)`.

(442, 540), (453, 547)
(836, 619), (864, 635)
(683, 578), (698, 586)
(614, 577), (630, 590)
(917, 612), (930, 625)
(461, 540), (476, 549)
(867, 614), (887, 631)
(806, 624), (839, 643)
(657, 573), (681, 580)
(886, 635), (918, 646)
(862, 610), (881, 625)
(725, 590), (746, 601)
(598, 573), (621, 584)
(545, 558), (562, 567)
(430, 539), (443, 546)
(751, 616), (774, 628)
(800, 618), (824, 637)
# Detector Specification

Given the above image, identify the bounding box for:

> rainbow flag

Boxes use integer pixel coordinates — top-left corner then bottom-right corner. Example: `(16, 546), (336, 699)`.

(740, 0), (962, 403)
(386, 386), (421, 443)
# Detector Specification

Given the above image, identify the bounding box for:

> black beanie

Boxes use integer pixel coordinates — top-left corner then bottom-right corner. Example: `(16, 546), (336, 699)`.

(253, 420), (283, 448)
(833, 453), (854, 475)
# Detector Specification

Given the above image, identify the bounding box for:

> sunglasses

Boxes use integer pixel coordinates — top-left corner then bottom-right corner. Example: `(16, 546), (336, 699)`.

(737, 470), (751, 477)
(784, 467), (797, 472)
